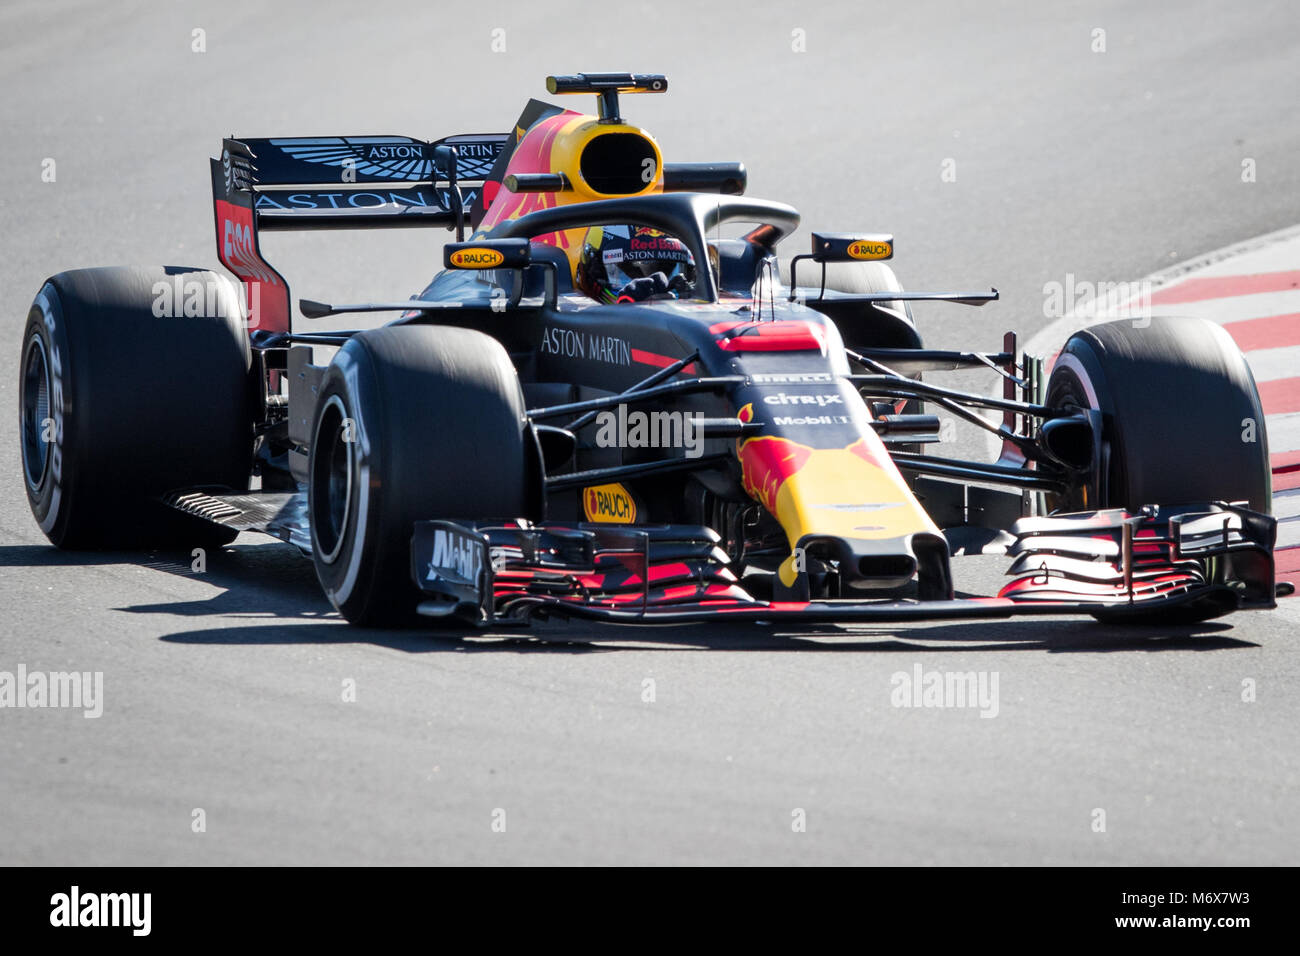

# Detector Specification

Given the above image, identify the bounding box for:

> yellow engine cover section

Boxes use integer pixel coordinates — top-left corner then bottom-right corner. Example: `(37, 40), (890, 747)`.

(479, 112), (664, 275)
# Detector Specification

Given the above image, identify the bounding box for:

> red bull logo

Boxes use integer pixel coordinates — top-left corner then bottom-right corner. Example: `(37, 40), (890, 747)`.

(735, 407), (814, 512)
(737, 436), (814, 512)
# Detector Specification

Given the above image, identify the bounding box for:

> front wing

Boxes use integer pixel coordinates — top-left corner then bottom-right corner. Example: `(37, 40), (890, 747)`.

(411, 503), (1279, 626)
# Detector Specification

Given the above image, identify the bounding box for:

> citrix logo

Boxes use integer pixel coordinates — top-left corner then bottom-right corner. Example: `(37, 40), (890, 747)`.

(762, 393), (843, 407)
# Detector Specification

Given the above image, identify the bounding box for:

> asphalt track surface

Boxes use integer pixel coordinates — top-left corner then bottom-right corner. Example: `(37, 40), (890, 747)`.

(2, 1), (1298, 865)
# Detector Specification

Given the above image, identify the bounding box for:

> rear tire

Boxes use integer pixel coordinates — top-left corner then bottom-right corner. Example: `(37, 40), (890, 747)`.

(19, 266), (255, 549)
(308, 325), (532, 626)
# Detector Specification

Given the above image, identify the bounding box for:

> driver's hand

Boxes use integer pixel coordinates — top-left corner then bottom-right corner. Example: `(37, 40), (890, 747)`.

(616, 271), (672, 303)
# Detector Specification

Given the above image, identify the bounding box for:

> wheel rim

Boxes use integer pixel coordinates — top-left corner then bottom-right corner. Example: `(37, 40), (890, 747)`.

(20, 334), (52, 492)
(311, 396), (354, 564)
(1045, 357), (1102, 512)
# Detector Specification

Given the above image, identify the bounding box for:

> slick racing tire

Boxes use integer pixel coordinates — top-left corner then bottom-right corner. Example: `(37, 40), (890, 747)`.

(308, 325), (532, 627)
(1045, 316), (1270, 515)
(19, 266), (255, 549)
(1045, 317), (1270, 625)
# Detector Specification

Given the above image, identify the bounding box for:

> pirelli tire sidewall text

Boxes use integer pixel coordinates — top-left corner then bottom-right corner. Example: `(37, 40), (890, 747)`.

(22, 287), (73, 541)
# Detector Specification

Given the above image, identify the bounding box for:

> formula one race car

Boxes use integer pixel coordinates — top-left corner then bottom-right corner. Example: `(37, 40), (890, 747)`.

(19, 73), (1283, 627)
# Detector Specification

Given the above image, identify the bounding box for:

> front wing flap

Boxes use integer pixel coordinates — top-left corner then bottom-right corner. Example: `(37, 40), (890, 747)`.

(410, 502), (1277, 626)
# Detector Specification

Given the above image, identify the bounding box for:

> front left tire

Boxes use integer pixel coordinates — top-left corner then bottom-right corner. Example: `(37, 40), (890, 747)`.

(307, 324), (534, 626)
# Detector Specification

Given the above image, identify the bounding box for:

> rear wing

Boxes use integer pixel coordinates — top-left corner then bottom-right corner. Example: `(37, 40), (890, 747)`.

(210, 133), (509, 332)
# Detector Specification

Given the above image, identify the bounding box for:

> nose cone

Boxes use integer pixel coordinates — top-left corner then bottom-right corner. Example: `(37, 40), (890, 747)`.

(735, 405), (945, 596)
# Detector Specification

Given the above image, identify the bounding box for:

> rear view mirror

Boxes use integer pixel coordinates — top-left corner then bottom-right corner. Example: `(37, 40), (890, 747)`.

(786, 232), (895, 295)
(810, 232), (893, 262)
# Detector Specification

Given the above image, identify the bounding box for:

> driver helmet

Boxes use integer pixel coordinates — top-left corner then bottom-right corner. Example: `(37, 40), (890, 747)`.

(575, 225), (696, 303)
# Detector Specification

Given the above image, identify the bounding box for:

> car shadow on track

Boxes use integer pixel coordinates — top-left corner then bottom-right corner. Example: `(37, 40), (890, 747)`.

(158, 617), (1256, 656)
(0, 538), (335, 617)
(0, 541), (1259, 655)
